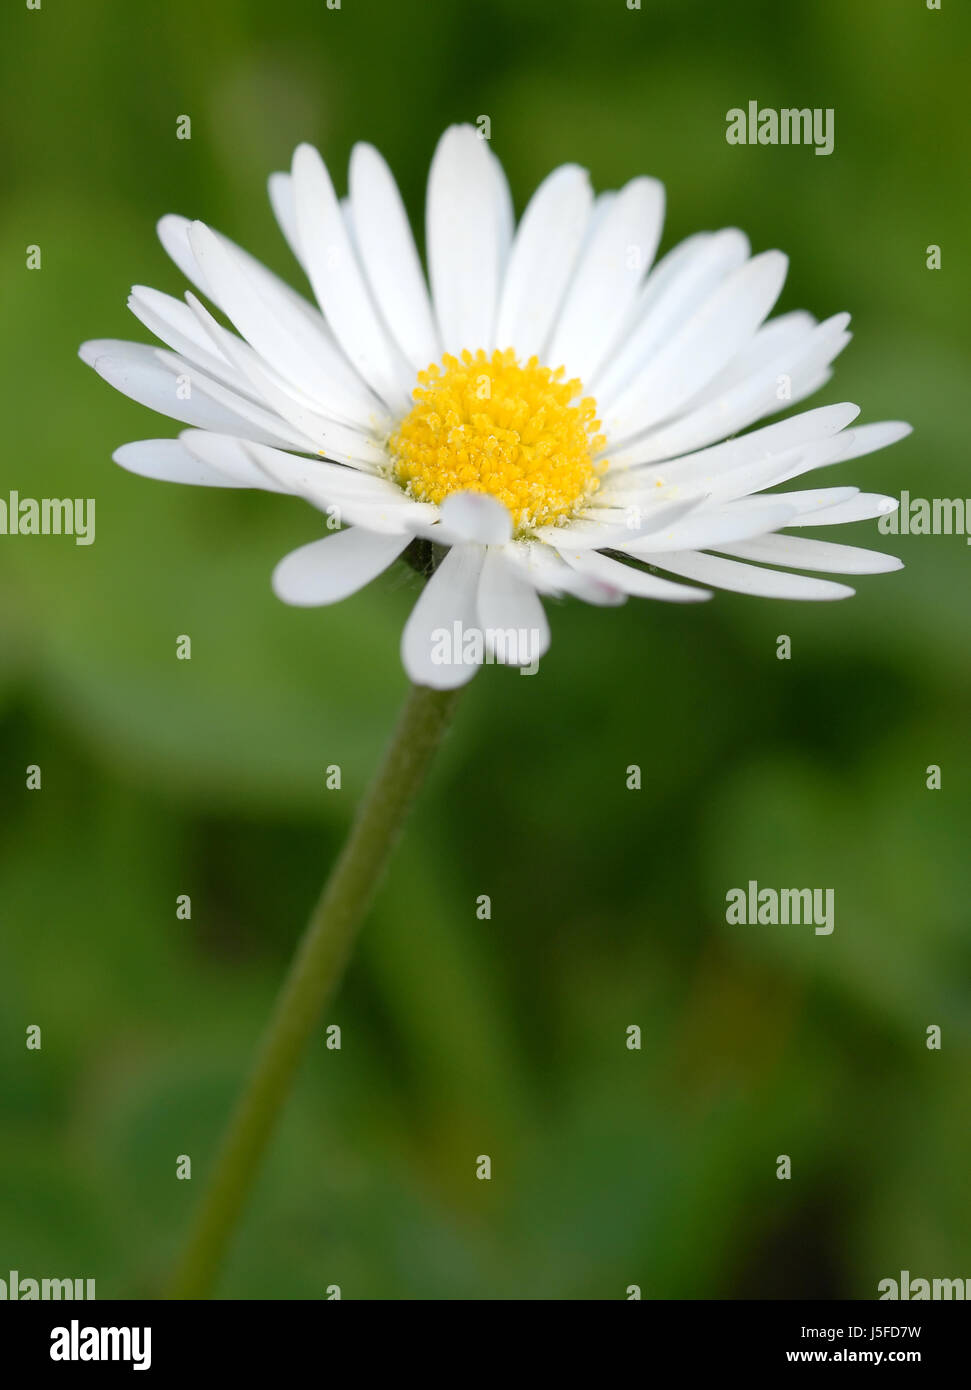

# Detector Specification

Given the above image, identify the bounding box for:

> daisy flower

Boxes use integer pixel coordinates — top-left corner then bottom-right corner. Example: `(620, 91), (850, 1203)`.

(80, 125), (908, 688)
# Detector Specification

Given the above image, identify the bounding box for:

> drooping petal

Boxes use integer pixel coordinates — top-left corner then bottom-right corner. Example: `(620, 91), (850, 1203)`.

(272, 527), (411, 605)
(476, 548), (551, 664)
(438, 491), (512, 545)
(401, 542), (486, 689)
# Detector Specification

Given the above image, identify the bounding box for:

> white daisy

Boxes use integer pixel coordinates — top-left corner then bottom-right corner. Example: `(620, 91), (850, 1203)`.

(80, 125), (909, 688)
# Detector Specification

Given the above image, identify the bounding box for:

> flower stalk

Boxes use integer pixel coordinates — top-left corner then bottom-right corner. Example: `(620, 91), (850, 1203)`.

(167, 680), (464, 1299)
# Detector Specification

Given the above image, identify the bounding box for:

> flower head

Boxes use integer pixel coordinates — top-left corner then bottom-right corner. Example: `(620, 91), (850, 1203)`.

(81, 125), (908, 687)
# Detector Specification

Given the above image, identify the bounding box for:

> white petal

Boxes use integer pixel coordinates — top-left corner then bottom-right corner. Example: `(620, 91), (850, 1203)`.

(788, 492), (900, 527)
(348, 142), (440, 373)
(178, 431), (300, 490)
(683, 309), (817, 407)
(547, 176), (665, 382)
(605, 402), (859, 488)
(153, 346), (322, 451)
(594, 228), (751, 405)
(638, 549), (855, 599)
(764, 486), (860, 520)
(341, 194), (356, 246)
(291, 143), (413, 410)
(157, 214), (210, 297)
(80, 340), (300, 446)
(504, 540), (628, 606)
(267, 171), (306, 273)
(621, 499), (797, 554)
(112, 438), (273, 488)
(183, 291), (387, 468)
(605, 250), (789, 438)
(127, 286), (245, 391)
(186, 219), (382, 429)
(426, 125), (504, 356)
(829, 421), (912, 461)
(236, 438), (433, 532)
(607, 312), (852, 462)
(158, 213), (328, 331)
(600, 231), (727, 367)
(788, 366), (837, 408)
(272, 527), (411, 605)
(495, 164), (593, 359)
(401, 542), (486, 689)
(558, 547), (711, 602)
(438, 491), (512, 544)
(538, 496), (704, 550)
(489, 147), (515, 279)
(236, 440), (401, 498)
(702, 433), (858, 500)
(476, 548), (551, 664)
(721, 534), (903, 574)
(682, 418), (907, 503)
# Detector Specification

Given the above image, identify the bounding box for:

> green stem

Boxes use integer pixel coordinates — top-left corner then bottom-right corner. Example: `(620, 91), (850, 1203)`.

(167, 681), (464, 1299)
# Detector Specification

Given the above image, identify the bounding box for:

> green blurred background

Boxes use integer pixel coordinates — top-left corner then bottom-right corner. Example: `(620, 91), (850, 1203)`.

(1, 0), (968, 1299)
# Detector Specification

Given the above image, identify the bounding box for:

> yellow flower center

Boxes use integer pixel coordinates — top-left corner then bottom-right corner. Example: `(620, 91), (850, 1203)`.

(389, 348), (606, 534)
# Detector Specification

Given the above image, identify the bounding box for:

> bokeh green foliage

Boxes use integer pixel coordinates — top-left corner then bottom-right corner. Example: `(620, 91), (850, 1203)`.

(0, 0), (968, 1298)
